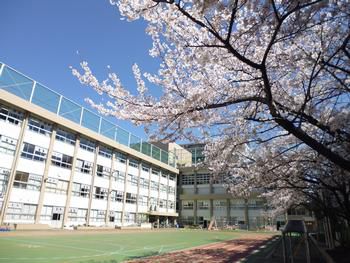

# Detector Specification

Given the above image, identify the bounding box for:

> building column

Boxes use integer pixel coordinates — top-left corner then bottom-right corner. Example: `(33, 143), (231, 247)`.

(210, 199), (213, 218)
(86, 145), (99, 226)
(244, 198), (249, 230)
(166, 173), (169, 213)
(135, 160), (141, 223)
(194, 199), (197, 225)
(177, 173), (181, 219)
(194, 169), (198, 194)
(0, 113), (29, 225)
(121, 157), (129, 226)
(35, 125), (57, 223)
(62, 136), (80, 226)
(210, 175), (214, 194)
(147, 166), (152, 221)
(226, 199), (231, 224)
(105, 152), (115, 225)
(157, 170), (161, 212)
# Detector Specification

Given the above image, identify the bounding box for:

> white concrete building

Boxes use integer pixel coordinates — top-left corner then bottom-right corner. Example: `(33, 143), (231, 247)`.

(176, 144), (268, 230)
(0, 62), (178, 228)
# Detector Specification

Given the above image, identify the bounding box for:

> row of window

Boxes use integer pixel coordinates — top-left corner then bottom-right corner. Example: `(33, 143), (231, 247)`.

(0, 105), (24, 126)
(181, 174), (223, 185)
(5, 202), (148, 224)
(0, 104), (175, 178)
(0, 134), (17, 155)
(0, 168), (10, 198)
(182, 200), (265, 210)
(18, 142), (176, 188)
(9, 171), (176, 210)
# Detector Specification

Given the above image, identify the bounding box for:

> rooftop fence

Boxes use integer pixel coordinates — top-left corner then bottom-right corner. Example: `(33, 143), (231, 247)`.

(0, 62), (176, 167)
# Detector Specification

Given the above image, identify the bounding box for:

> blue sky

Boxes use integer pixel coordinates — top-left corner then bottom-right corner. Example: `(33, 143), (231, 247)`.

(0, 0), (160, 139)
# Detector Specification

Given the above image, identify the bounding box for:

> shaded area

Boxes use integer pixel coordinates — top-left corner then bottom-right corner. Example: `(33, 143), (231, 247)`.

(244, 235), (327, 263)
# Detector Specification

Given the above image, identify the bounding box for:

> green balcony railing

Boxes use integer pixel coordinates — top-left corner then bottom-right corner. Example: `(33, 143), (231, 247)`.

(0, 62), (176, 167)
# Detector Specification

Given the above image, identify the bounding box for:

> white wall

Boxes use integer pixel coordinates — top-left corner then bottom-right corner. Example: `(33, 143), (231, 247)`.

(10, 188), (40, 204)
(43, 193), (67, 207)
(48, 165), (71, 181)
(17, 158), (45, 175)
(53, 140), (75, 156)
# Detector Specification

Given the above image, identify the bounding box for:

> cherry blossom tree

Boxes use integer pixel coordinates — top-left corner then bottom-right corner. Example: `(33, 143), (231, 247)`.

(72, 0), (350, 211)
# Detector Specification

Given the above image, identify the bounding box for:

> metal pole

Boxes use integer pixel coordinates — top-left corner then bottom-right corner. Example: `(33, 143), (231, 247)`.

(305, 233), (311, 263)
(289, 233), (294, 263)
(282, 232), (287, 263)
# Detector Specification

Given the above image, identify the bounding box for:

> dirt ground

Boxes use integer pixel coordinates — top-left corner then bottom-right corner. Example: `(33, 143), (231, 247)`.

(127, 233), (275, 263)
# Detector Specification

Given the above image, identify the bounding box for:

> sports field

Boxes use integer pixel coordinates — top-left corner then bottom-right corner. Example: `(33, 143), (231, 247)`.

(0, 229), (275, 263)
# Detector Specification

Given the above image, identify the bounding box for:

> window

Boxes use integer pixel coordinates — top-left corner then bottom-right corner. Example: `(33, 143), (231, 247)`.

(182, 174), (194, 185)
(161, 172), (167, 179)
(197, 174), (210, 185)
(116, 152), (126, 163)
(181, 216), (194, 225)
(160, 184), (167, 193)
(111, 211), (122, 223)
(159, 199), (166, 208)
(168, 200), (174, 209)
(72, 183), (90, 198)
(6, 202), (37, 220)
(94, 186), (108, 200)
(125, 192), (137, 204)
(152, 169), (160, 176)
(183, 201), (194, 210)
(28, 118), (52, 136)
(112, 170), (125, 182)
(212, 174), (223, 184)
(51, 152), (73, 169)
(139, 178), (149, 189)
(138, 195), (148, 206)
(214, 200), (227, 209)
(168, 186), (175, 194)
(149, 197), (158, 211)
(90, 209), (105, 222)
(21, 142), (47, 162)
(198, 200), (209, 210)
(150, 181), (159, 191)
(110, 190), (124, 202)
(169, 174), (176, 181)
(127, 174), (138, 186)
(142, 165), (149, 172)
(75, 159), (93, 174)
(230, 199), (245, 209)
(79, 137), (95, 152)
(0, 168), (10, 198)
(68, 208), (87, 222)
(96, 165), (111, 178)
(55, 128), (75, 145)
(124, 212), (136, 223)
(129, 159), (138, 168)
(0, 105), (23, 125)
(149, 197), (158, 206)
(99, 146), (112, 158)
(45, 178), (68, 194)
(0, 134), (17, 155)
(41, 206), (64, 221)
(13, 171), (42, 191)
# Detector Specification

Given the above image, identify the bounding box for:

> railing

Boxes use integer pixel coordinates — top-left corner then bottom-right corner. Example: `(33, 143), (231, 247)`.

(0, 62), (176, 167)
